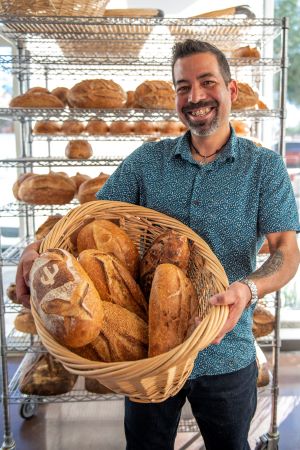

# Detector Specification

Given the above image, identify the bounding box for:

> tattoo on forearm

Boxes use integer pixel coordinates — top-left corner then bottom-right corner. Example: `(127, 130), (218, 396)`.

(251, 250), (284, 280)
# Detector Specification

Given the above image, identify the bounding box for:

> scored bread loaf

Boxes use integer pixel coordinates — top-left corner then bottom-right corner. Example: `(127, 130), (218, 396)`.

(85, 119), (109, 135)
(12, 172), (37, 201)
(67, 79), (127, 109)
(33, 120), (62, 134)
(19, 347), (78, 396)
(29, 248), (104, 348)
(134, 80), (175, 109)
(148, 263), (198, 357)
(77, 173), (109, 204)
(9, 92), (64, 108)
(78, 250), (148, 321)
(61, 120), (85, 135)
(77, 219), (140, 279)
(82, 301), (148, 362)
(18, 172), (76, 205)
(140, 230), (190, 298)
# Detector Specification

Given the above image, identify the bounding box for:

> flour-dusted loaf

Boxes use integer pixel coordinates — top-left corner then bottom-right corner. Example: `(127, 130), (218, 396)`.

(134, 80), (175, 109)
(67, 79), (127, 109)
(140, 229), (190, 298)
(84, 301), (148, 362)
(18, 172), (76, 205)
(78, 250), (147, 321)
(19, 346), (78, 396)
(77, 219), (140, 279)
(29, 248), (104, 348)
(148, 263), (198, 357)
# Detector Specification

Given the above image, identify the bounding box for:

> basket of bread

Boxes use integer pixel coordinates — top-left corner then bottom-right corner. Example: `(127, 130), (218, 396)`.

(30, 200), (229, 403)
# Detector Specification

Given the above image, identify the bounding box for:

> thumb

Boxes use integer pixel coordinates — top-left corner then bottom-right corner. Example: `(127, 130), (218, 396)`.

(209, 293), (225, 305)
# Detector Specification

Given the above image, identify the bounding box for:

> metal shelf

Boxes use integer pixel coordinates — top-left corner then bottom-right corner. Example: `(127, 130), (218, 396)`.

(30, 133), (165, 142)
(0, 156), (124, 168)
(0, 236), (34, 264)
(5, 328), (39, 353)
(0, 107), (282, 121)
(0, 17), (282, 52)
(0, 54), (282, 78)
(0, 201), (75, 218)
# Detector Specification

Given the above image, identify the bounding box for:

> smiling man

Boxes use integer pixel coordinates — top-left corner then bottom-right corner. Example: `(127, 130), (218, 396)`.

(16, 40), (300, 450)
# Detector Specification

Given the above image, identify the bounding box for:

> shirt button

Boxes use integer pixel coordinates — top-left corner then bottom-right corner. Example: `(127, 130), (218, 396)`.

(193, 201), (200, 206)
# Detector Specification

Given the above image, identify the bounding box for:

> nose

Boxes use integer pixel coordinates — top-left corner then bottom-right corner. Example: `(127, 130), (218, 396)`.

(188, 83), (206, 104)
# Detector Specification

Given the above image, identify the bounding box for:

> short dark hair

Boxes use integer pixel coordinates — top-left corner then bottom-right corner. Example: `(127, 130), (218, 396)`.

(171, 39), (232, 85)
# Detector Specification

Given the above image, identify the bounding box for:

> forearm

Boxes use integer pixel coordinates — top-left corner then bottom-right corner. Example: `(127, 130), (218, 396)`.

(248, 237), (300, 298)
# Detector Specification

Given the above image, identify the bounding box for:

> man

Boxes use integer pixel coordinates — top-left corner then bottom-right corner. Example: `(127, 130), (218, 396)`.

(16, 40), (300, 450)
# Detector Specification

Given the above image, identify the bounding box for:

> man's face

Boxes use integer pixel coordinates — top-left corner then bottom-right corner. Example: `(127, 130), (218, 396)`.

(173, 52), (237, 137)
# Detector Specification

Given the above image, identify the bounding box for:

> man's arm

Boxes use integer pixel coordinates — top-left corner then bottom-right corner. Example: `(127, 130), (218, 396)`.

(15, 240), (41, 308)
(209, 230), (300, 344)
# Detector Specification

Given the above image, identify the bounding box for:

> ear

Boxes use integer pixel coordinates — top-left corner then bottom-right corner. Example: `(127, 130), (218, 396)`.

(228, 79), (238, 103)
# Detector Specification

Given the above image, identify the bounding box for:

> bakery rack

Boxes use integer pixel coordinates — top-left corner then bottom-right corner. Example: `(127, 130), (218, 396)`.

(0, 13), (288, 450)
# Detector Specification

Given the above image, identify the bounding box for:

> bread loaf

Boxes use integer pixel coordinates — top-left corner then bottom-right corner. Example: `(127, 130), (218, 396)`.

(134, 80), (175, 109)
(12, 172), (37, 200)
(140, 230), (190, 298)
(148, 263), (198, 357)
(19, 347), (78, 396)
(65, 140), (93, 159)
(33, 120), (62, 134)
(230, 119), (250, 136)
(158, 121), (183, 135)
(109, 121), (134, 135)
(27, 87), (50, 94)
(77, 219), (140, 279)
(252, 304), (275, 338)
(232, 46), (260, 59)
(51, 87), (70, 106)
(6, 282), (19, 304)
(78, 250), (147, 321)
(35, 214), (63, 241)
(255, 342), (270, 387)
(14, 308), (37, 334)
(69, 172), (91, 194)
(9, 92), (64, 108)
(67, 79), (127, 109)
(134, 121), (158, 135)
(61, 120), (85, 135)
(85, 302), (148, 362)
(85, 119), (109, 135)
(18, 172), (76, 205)
(29, 248), (104, 348)
(125, 90), (138, 108)
(232, 82), (259, 110)
(77, 173), (109, 204)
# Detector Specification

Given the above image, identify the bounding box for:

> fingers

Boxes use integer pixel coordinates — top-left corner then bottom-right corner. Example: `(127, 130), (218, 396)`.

(16, 260), (31, 307)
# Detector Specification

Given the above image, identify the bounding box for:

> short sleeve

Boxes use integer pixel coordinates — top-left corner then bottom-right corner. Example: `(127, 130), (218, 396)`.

(258, 153), (300, 234)
(96, 158), (140, 204)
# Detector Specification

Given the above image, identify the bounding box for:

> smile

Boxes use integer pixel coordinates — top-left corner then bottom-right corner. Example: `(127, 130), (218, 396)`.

(190, 107), (213, 117)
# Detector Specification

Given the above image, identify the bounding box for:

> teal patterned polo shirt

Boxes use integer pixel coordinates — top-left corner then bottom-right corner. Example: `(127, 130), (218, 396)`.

(96, 129), (300, 377)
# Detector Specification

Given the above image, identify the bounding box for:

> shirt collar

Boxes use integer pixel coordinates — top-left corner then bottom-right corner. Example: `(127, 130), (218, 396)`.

(173, 125), (237, 164)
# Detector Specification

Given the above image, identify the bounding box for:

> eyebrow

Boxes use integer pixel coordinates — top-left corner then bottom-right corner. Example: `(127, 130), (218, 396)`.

(175, 72), (216, 86)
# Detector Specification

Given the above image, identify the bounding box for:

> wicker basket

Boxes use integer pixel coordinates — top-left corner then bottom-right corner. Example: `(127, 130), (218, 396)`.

(31, 200), (229, 403)
(0, 0), (109, 16)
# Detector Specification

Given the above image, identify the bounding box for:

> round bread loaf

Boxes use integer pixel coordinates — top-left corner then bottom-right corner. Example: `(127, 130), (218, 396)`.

(252, 304), (275, 338)
(77, 173), (109, 204)
(67, 79), (127, 109)
(85, 119), (109, 135)
(61, 120), (85, 135)
(33, 120), (62, 135)
(29, 248), (104, 348)
(51, 87), (70, 106)
(109, 121), (134, 135)
(80, 302), (148, 362)
(14, 308), (37, 335)
(134, 121), (157, 135)
(78, 250), (147, 321)
(77, 219), (140, 279)
(69, 172), (91, 193)
(148, 263), (198, 357)
(12, 172), (37, 200)
(6, 282), (19, 304)
(27, 87), (50, 94)
(158, 121), (183, 135)
(134, 80), (175, 109)
(9, 92), (64, 108)
(65, 140), (93, 159)
(231, 82), (258, 110)
(35, 214), (63, 241)
(18, 172), (76, 205)
(232, 46), (261, 59)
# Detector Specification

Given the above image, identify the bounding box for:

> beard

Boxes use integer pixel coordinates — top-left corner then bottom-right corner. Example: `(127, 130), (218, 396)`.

(181, 101), (220, 136)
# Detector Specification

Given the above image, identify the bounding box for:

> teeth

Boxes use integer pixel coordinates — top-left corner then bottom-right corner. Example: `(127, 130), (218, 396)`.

(191, 107), (211, 117)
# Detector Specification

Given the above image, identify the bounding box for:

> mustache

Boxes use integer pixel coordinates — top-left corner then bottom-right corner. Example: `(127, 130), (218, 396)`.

(182, 101), (218, 113)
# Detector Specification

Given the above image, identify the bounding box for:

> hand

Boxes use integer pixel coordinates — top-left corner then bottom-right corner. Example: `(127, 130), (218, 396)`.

(209, 281), (251, 345)
(16, 240), (41, 308)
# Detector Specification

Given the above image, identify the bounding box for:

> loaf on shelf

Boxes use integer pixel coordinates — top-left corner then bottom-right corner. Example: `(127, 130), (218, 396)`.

(35, 215), (63, 241)
(252, 304), (275, 338)
(14, 308), (37, 335)
(134, 80), (176, 109)
(61, 120), (85, 135)
(85, 119), (109, 135)
(231, 82), (259, 110)
(6, 282), (19, 304)
(77, 173), (110, 204)
(65, 140), (93, 159)
(67, 79), (127, 108)
(10, 90), (64, 108)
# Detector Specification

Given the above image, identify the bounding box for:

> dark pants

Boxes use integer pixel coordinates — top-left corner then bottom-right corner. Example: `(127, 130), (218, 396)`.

(125, 360), (258, 450)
